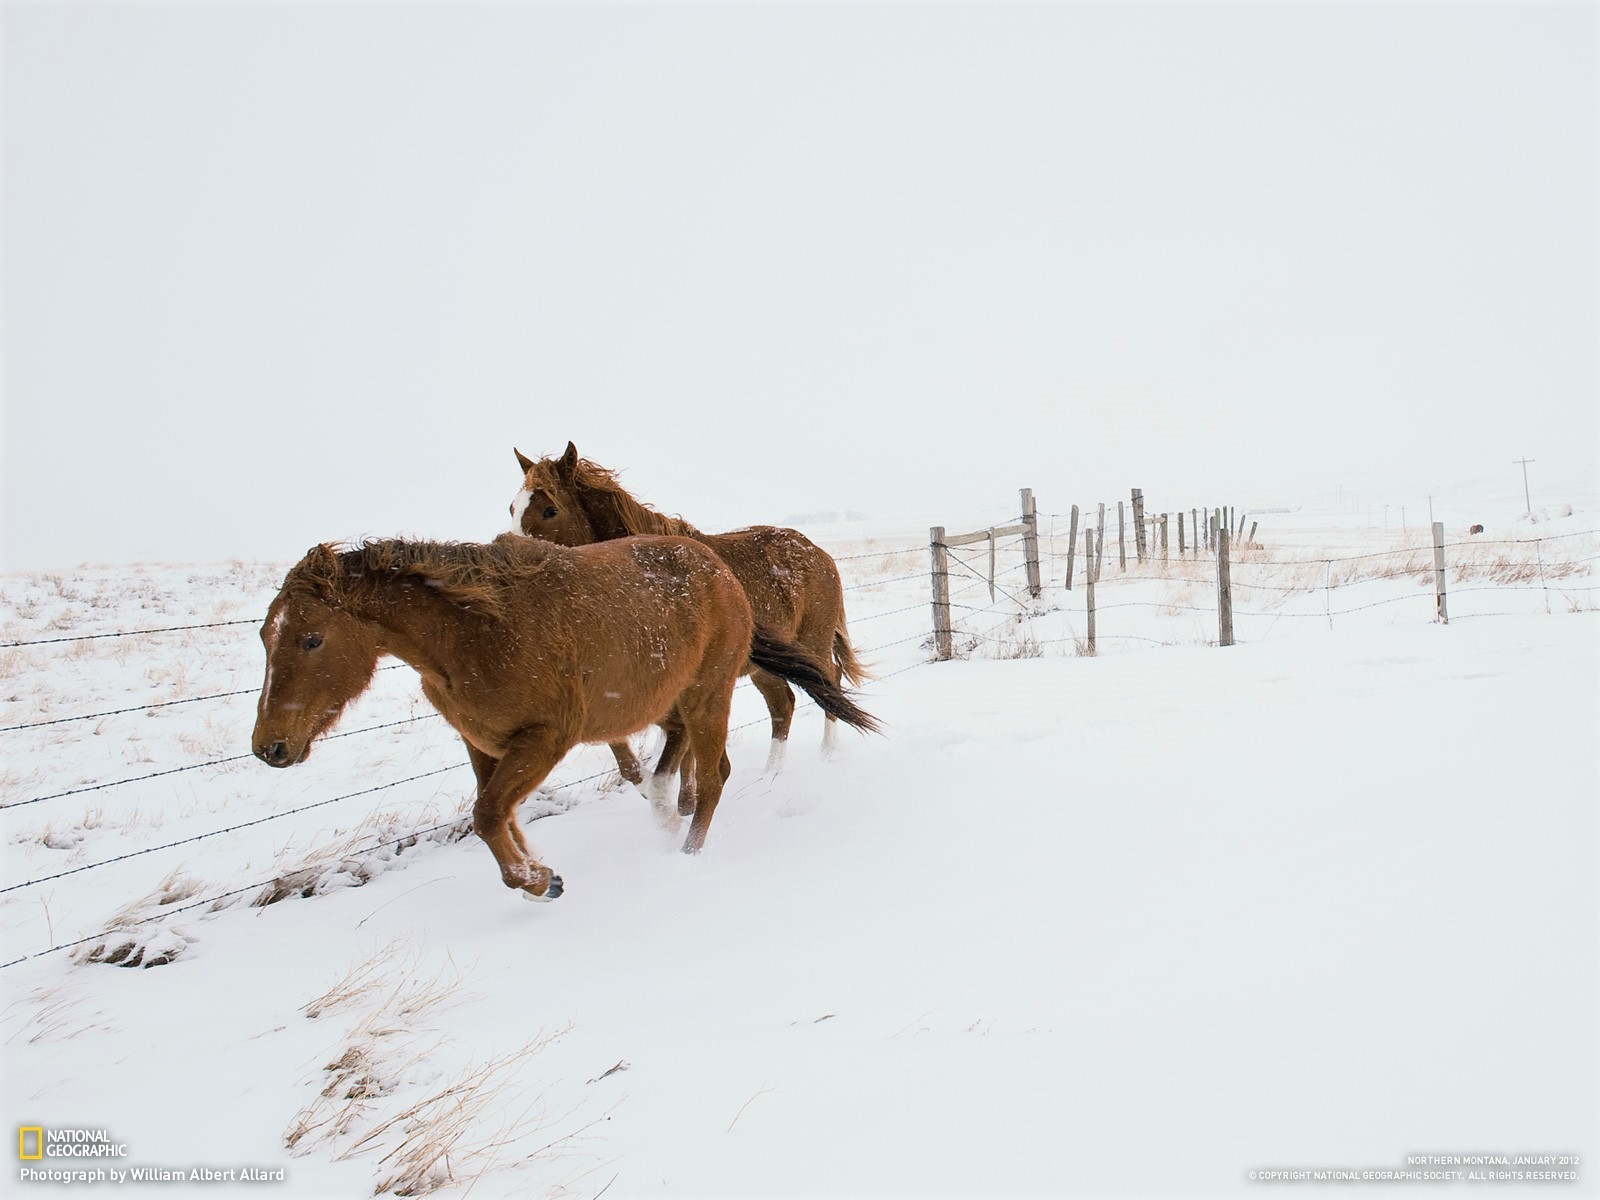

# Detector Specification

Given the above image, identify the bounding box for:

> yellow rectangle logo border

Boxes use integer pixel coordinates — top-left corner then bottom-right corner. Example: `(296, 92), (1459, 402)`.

(19, 1127), (43, 1160)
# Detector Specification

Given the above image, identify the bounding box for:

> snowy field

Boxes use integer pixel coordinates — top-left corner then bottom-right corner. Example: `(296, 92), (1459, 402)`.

(2, 500), (1596, 1198)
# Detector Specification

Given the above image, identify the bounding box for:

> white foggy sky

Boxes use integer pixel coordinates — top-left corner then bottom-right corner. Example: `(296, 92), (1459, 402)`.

(2, 1), (1595, 571)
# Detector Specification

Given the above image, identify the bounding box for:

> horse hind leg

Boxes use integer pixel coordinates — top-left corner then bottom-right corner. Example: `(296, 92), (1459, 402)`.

(677, 751), (699, 817)
(678, 688), (736, 855)
(642, 712), (692, 832)
(748, 668), (796, 777)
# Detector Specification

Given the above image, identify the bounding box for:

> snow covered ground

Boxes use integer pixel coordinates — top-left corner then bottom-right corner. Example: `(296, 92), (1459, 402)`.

(2, 507), (1595, 1197)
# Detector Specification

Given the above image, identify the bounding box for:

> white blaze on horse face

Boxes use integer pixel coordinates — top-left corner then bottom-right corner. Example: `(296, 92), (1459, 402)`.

(261, 608), (287, 705)
(508, 486), (533, 535)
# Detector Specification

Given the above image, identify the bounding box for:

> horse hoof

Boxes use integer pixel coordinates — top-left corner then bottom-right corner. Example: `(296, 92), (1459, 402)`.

(522, 875), (563, 902)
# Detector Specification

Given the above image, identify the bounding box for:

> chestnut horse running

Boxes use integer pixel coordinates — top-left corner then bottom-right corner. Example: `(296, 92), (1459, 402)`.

(251, 536), (877, 900)
(510, 443), (866, 810)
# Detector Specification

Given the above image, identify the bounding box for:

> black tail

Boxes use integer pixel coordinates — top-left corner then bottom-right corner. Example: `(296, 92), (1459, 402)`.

(748, 628), (881, 735)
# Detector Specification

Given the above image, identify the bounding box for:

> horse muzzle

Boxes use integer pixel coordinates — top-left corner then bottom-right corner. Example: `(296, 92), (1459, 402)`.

(255, 740), (309, 768)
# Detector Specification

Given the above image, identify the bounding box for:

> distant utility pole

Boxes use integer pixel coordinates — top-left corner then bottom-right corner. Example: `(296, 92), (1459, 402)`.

(1513, 457), (1535, 513)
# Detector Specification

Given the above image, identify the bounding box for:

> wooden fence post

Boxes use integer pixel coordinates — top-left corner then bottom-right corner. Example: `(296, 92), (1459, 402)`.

(1020, 487), (1042, 599)
(1192, 508), (1200, 555)
(1177, 512), (1186, 556)
(1064, 504), (1080, 591)
(1117, 501), (1126, 570)
(930, 526), (953, 661)
(1432, 521), (1449, 624)
(1216, 524), (1234, 647)
(1084, 528), (1097, 653)
(1247, 520), (1257, 548)
(1096, 504), (1106, 577)
(1131, 487), (1147, 561)
(1160, 514), (1169, 563)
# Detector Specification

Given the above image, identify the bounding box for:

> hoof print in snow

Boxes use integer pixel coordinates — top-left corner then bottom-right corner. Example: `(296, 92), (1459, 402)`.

(74, 926), (192, 969)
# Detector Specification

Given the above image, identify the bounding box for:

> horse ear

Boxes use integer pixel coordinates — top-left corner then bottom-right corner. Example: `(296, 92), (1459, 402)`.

(557, 442), (579, 479)
(514, 448), (535, 474)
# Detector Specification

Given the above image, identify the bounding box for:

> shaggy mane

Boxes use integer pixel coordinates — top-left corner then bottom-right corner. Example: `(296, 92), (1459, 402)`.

(527, 456), (701, 541)
(283, 537), (553, 619)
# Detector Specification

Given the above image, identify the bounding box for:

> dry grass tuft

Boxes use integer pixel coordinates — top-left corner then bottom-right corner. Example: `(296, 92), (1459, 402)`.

(286, 947), (593, 1197)
(358, 1030), (603, 1198)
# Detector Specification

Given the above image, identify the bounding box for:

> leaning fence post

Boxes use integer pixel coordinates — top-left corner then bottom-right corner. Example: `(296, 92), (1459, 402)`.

(1064, 504), (1080, 591)
(1432, 521), (1449, 624)
(1084, 528), (1097, 653)
(930, 526), (953, 661)
(1132, 488), (1147, 561)
(1216, 524), (1235, 647)
(1020, 487), (1042, 599)
(1247, 520), (1257, 548)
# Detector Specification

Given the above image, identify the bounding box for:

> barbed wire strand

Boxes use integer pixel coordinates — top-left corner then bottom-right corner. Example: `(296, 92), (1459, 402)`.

(1, 618), (261, 650)
(2, 713), (445, 811)
(0, 664), (408, 734)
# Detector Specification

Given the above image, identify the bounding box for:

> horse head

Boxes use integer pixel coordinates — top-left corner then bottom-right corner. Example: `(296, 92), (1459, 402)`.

(252, 545), (382, 767)
(509, 442), (598, 546)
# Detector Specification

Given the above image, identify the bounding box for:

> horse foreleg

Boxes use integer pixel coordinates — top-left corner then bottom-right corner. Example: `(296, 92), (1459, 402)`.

(471, 726), (571, 901)
(463, 740), (531, 857)
(608, 741), (645, 786)
(748, 668), (796, 777)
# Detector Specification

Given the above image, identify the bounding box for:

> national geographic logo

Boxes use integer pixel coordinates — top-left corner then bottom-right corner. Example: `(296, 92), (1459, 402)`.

(16, 1126), (127, 1159)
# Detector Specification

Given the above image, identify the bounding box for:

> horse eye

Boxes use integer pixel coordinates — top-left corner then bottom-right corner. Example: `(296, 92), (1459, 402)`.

(301, 634), (324, 651)
(542, 506), (558, 520)
(508, 503), (514, 517)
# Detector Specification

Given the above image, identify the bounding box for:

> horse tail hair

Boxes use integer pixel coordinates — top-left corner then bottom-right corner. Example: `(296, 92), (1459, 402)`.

(749, 628), (881, 735)
(832, 618), (870, 688)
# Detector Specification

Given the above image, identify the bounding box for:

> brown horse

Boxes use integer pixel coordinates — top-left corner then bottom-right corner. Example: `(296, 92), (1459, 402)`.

(510, 443), (866, 810)
(251, 535), (877, 900)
